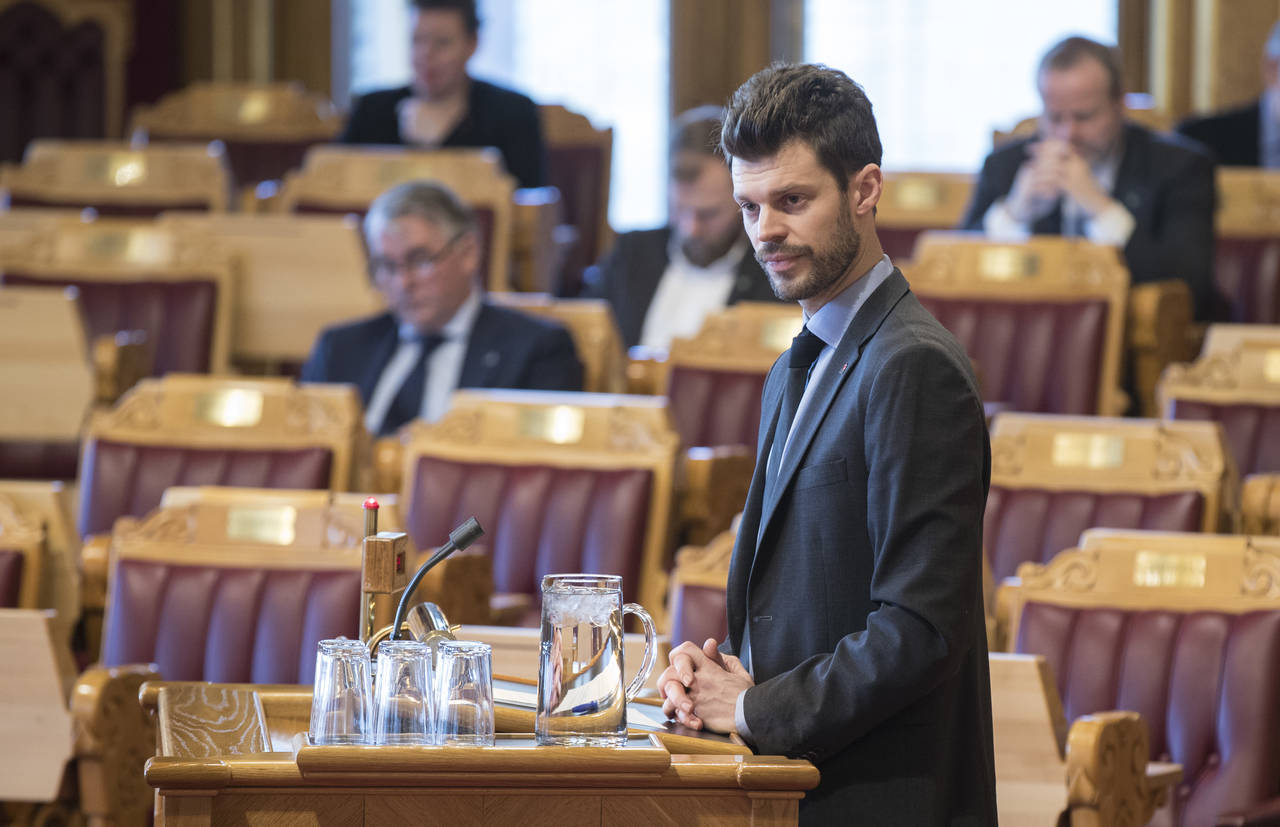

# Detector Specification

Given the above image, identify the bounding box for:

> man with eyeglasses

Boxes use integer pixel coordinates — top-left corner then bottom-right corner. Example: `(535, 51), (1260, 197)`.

(301, 180), (583, 436)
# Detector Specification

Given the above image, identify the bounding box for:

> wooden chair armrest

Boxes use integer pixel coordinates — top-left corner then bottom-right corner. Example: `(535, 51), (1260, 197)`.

(1126, 280), (1194, 417)
(72, 663), (161, 827)
(371, 435), (406, 496)
(1242, 474), (1280, 535)
(80, 533), (111, 660)
(91, 330), (153, 405)
(1217, 796), (1280, 827)
(625, 345), (668, 395)
(1066, 710), (1180, 827)
(680, 446), (755, 547)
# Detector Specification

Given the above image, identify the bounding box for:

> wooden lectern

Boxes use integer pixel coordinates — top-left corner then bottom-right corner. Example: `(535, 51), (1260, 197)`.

(141, 681), (819, 826)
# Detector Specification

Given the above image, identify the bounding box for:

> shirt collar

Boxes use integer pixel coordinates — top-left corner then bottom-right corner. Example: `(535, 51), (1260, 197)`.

(397, 285), (482, 342)
(804, 255), (895, 347)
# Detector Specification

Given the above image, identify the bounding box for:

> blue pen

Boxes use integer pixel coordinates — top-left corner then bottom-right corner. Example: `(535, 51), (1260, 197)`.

(571, 701), (598, 715)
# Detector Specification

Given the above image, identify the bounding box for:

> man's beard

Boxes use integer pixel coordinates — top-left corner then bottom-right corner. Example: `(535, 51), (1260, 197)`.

(681, 227), (741, 269)
(757, 205), (861, 302)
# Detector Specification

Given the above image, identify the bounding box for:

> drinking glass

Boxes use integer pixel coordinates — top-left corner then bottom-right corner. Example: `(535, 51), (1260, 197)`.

(435, 641), (494, 746)
(535, 573), (656, 747)
(309, 638), (372, 745)
(372, 639), (434, 745)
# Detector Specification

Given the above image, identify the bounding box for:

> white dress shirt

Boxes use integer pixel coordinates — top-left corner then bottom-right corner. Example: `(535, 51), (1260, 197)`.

(364, 289), (482, 434)
(637, 237), (749, 350)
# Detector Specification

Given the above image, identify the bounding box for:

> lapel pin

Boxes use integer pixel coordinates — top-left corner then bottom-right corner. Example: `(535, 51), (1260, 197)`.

(839, 361), (849, 374)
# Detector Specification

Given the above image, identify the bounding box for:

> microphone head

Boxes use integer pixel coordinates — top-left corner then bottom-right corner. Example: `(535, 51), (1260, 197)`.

(448, 517), (484, 550)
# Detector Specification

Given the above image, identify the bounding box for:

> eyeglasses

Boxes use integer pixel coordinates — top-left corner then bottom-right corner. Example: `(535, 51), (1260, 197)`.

(370, 231), (467, 283)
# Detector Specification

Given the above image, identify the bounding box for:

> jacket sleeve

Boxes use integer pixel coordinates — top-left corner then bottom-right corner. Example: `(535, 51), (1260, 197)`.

(521, 325), (584, 392)
(741, 343), (989, 762)
(959, 151), (1008, 231)
(299, 331), (331, 383)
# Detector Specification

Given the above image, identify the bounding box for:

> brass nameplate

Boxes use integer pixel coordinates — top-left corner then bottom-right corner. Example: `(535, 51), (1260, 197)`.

(1051, 433), (1124, 469)
(1133, 550), (1206, 588)
(978, 248), (1038, 281)
(518, 406), (585, 444)
(236, 93), (271, 124)
(893, 178), (943, 209)
(1265, 350), (1280, 383)
(195, 389), (264, 427)
(85, 153), (148, 187)
(760, 318), (803, 352)
(226, 505), (297, 545)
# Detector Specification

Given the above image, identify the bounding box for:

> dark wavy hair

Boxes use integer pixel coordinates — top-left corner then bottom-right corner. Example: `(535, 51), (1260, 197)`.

(721, 63), (882, 192)
(411, 0), (480, 36)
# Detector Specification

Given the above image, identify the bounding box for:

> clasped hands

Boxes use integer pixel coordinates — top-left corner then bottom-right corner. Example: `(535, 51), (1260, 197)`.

(1005, 138), (1113, 223)
(657, 637), (754, 735)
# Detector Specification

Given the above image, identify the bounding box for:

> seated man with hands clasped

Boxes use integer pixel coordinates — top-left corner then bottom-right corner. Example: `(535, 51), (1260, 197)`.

(658, 64), (997, 825)
(301, 180), (583, 436)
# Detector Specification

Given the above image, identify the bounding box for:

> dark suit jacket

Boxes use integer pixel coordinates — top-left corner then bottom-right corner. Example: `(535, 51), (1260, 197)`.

(961, 122), (1219, 320)
(1176, 99), (1261, 167)
(725, 269), (997, 825)
(584, 227), (782, 348)
(339, 79), (548, 189)
(299, 302), (583, 430)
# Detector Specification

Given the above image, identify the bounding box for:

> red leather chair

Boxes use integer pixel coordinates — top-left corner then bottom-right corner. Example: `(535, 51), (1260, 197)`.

(875, 171), (974, 263)
(541, 104), (613, 293)
(909, 234), (1129, 416)
(76, 375), (363, 538)
(398, 390), (680, 624)
(1160, 324), (1280, 476)
(0, 1), (129, 164)
(1001, 530), (1280, 827)
(1215, 169), (1280, 324)
(984, 414), (1234, 584)
(666, 526), (735, 649)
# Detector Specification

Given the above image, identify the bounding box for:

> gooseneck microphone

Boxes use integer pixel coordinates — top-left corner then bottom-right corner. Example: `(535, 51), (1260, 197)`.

(390, 517), (485, 641)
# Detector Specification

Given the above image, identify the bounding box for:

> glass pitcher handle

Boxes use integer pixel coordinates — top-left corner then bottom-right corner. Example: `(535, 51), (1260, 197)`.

(621, 603), (657, 703)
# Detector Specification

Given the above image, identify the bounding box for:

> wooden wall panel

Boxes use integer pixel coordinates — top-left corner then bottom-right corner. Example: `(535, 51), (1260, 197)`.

(670, 0), (772, 114)
(1149, 0), (1195, 119)
(1192, 0), (1280, 111)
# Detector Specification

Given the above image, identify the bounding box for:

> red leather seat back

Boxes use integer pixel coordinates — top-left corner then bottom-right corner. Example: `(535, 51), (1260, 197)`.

(1, 273), (217, 375)
(666, 366), (766, 448)
(101, 557), (360, 683)
(1215, 237), (1280, 324)
(668, 582), (728, 649)
(546, 144), (607, 291)
(1016, 603), (1280, 827)
(917, 296), (1108, 414)
(293, 203), (497, 287)
(984, 487), (1205, 582)
(406, 456), (652, 605)
(1168, 399), (1280, 475)
(77, 439), (333, 537)
(0, 549), (24, 608)
(0, 2), (106, 164)
(878, 227), (927, 263)
(0, 440), (80, 480)
(149, 134), (318, 192)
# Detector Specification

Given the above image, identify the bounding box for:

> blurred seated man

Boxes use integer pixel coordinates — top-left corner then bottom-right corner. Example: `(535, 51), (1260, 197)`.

(962, 36), (1219, 320)
(301, 180), (583, 436)
(1177, 20), (1280, 167)
(339, 0), (547, 188)
(584, 106), (782, 349)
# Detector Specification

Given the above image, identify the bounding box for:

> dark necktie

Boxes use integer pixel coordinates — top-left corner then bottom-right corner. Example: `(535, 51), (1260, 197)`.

(765, 326), (826, 487)
(380, 333), (445, 436)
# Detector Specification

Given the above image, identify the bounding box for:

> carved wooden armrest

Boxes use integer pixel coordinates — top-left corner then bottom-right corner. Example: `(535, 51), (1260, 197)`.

(510, 187), (564, 293)
(1126, 280), (1194, 417)
(1066, 710), (1180, 827)
(680, 445), (754, 547)
(91, 330), (153, 405)
(1217, 796), (1280, 827)
(80, 534), (111, 613)
(72, 663), (161, 827)
(1242, 474), (1280, 535)
(371, 435), (406, 497)
(625, 345), (668, 396)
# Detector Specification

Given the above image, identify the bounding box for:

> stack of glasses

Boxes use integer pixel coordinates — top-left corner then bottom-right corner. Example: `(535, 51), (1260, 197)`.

(309, 637), (495, 746)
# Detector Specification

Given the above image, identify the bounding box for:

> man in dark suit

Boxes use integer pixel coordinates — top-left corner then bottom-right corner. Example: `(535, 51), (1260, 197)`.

(962, 36), (1219, 320)
(339, 0), (547, 189)
(585, 106), (783, 349)
(301, 180), (582, 436)
(1176, 20), (1280, 168)
(658, 65), (997, 825)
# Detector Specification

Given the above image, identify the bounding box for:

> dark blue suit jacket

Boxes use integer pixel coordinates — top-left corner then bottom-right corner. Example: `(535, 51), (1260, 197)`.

(300, 303), (583, 430)
(727, 270), (997, 825)
(961, 123), (1220, 320)
(1177, 99), (1262, 167)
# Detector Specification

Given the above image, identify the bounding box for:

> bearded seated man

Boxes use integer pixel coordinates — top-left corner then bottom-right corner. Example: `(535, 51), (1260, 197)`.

(301, 179), (583, 436)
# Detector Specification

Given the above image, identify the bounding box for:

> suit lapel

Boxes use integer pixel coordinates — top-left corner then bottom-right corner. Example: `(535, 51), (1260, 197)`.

(459, 303), (503, 386)
(1110, 124), (1148, 217)
(752, 271), (911, 567)
(358, 315), (401, 404)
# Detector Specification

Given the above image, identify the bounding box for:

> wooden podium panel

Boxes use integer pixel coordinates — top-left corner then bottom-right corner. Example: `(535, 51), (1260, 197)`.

(0, 609), (74, 801)
(142, 681), (817, 826)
